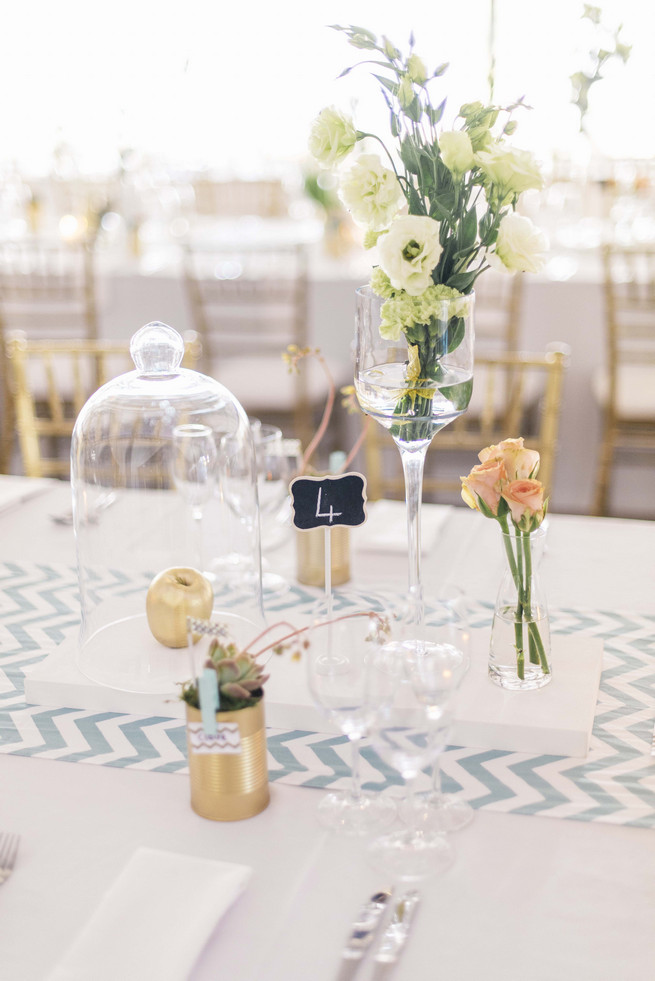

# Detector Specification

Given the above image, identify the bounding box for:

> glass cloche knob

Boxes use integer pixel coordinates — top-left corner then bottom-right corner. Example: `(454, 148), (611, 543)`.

(130, 321), (185, 375)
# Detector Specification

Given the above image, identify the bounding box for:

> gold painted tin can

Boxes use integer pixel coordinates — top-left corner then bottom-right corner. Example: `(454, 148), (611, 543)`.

(296, 526), (351, 587)
(186, 701), (270, 821)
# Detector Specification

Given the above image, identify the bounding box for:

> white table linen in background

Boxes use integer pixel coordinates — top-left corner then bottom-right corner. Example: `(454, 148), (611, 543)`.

(0, 475), (57, 513)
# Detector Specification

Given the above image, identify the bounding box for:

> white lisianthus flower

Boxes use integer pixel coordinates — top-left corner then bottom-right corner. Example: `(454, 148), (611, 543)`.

(491, 213), (548, 274)
(476, 145), (544, 202)
(338, 154), (403, 231)
(439, 131), (475, 175)
(378, 215), (443, 296)
(308, 107), (358, 168)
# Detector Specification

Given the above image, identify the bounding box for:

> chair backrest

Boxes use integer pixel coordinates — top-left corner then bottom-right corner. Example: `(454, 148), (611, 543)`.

(0, 239), (98, 339)
(473, 269), (524, 353)
(602, 243), (655, 368)
(4, 331), (201, 479)
(0, 239), (101, 472)
(191, 179), (288, 218)
(364, 347), (568, 504)
(183, 241), (308, 365)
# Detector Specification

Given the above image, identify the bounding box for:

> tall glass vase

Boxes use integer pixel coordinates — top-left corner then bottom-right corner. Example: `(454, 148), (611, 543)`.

(354, 286), (475, 622)
(489, 523), (552, 691)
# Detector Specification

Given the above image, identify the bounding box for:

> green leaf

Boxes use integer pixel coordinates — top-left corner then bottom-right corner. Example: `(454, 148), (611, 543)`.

(432, 62), (449, 77)
(390, 110), (399, 138)
(433, 187), (456, 215)
(373, 73), (399, 96)
(403, 96), (423, 122)
(426, 98), (447, 126)
(439, 376), (472, 409)
(460, 206), (478, 250)
(430, 198), (452, 221)
(406, 184), (425, 214)
(400, 137), (421, 174)
(446, 316), (465, 352)
(446, 269), (478, 292)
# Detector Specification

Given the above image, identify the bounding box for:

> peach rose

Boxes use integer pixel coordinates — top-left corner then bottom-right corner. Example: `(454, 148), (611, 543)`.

(461, 459), (506, 515)
(502, 478), (546, 529)
(479, 437), (540, 481)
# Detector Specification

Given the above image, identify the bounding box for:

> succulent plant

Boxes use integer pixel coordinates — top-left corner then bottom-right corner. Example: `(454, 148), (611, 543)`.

(207, 639), (269, 704)
(181, 636), (269, 713)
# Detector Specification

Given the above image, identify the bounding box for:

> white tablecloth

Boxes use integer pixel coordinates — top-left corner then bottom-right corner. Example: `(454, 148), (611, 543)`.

(0, 479), (653, 981)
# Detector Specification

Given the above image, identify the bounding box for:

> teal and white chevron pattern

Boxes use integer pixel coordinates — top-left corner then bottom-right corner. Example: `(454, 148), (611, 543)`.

(1, 561), (654, 827)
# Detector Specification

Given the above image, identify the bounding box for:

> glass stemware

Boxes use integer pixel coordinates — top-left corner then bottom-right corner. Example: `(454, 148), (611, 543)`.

(354, 286), (474, 623)
(223, 421), (299, 596)
(172, 423), (218, 574)
(399, 589), (474, 833)
(366, 635), (455, 881)
(253, 424), (297, 595)
(305, 592), (398, 836)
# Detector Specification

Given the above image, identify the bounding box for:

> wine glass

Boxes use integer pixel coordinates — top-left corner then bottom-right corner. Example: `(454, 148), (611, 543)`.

(224, 422), (298, 596)
(366, 636), (456, 881)
(354, 286), (474, 623)
(253, 423), (296, 552)
(305, 591), (398, 836)
(172, 423), (218, 574)
(399, 587), (474, 833)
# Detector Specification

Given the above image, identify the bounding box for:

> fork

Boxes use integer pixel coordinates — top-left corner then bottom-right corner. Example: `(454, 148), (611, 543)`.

(50, 492), (116, 526)
(0, 832), (20, 885)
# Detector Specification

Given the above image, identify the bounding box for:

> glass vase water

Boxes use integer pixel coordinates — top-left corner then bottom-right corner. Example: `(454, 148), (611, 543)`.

(354, 286), (474, 622)
(489, 524), (552, 691)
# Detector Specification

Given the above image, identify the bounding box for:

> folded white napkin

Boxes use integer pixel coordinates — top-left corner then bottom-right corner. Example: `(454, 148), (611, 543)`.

(0, 475), (56, 514)
(47, 847), (252, 981)
(357, 499), (452, 553)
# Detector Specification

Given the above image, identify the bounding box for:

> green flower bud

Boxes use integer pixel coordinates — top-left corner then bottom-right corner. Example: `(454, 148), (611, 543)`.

(383, 36), (400, 60)
(398, 75), (415, 108)
(407, 53), (428, 84)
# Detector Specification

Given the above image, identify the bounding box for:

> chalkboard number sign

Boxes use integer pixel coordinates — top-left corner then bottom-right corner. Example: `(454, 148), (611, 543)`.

(290, 473), (367, 531)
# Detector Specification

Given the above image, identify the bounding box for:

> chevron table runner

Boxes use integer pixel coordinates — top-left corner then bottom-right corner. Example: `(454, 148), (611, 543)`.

(1, 561), (654, 828)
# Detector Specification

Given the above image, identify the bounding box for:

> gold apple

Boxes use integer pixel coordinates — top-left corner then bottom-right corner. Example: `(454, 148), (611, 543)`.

(146, 567), (214, 648)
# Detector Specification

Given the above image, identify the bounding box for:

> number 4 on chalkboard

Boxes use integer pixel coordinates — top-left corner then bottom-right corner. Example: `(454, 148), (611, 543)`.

(290, 473), (367, 531)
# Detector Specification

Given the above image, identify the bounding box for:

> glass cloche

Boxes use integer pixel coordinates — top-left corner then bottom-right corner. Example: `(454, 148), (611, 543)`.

(71, 321), (263, 694)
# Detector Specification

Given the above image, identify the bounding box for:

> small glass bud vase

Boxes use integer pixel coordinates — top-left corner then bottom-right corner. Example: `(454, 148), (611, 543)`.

(489, 524), (552, 691)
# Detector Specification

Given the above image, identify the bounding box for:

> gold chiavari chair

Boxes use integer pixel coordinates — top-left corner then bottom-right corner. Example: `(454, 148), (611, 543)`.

(364, 347), (568, 504)
(0, 238), (98, 472)
(191, 179), (289, 218)
(593, 244), (655, 516)
(474, 269), (524, 353)
(183, 241), (337, 449)
(4, 331), (201, 480)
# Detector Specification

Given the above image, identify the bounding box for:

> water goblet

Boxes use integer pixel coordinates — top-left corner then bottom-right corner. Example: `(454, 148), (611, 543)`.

(305, 592), (398, 836)
(224, 422), (298, 595)
(252, 423), (297, 593)
(366, 637), (457, 881)
(172, 423), (217, 574)
(398, 587), (474, 833)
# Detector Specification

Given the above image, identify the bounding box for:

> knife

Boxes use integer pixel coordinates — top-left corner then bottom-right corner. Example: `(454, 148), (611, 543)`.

(335, 888), (393, 981)
(369, 890), (421, 980)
